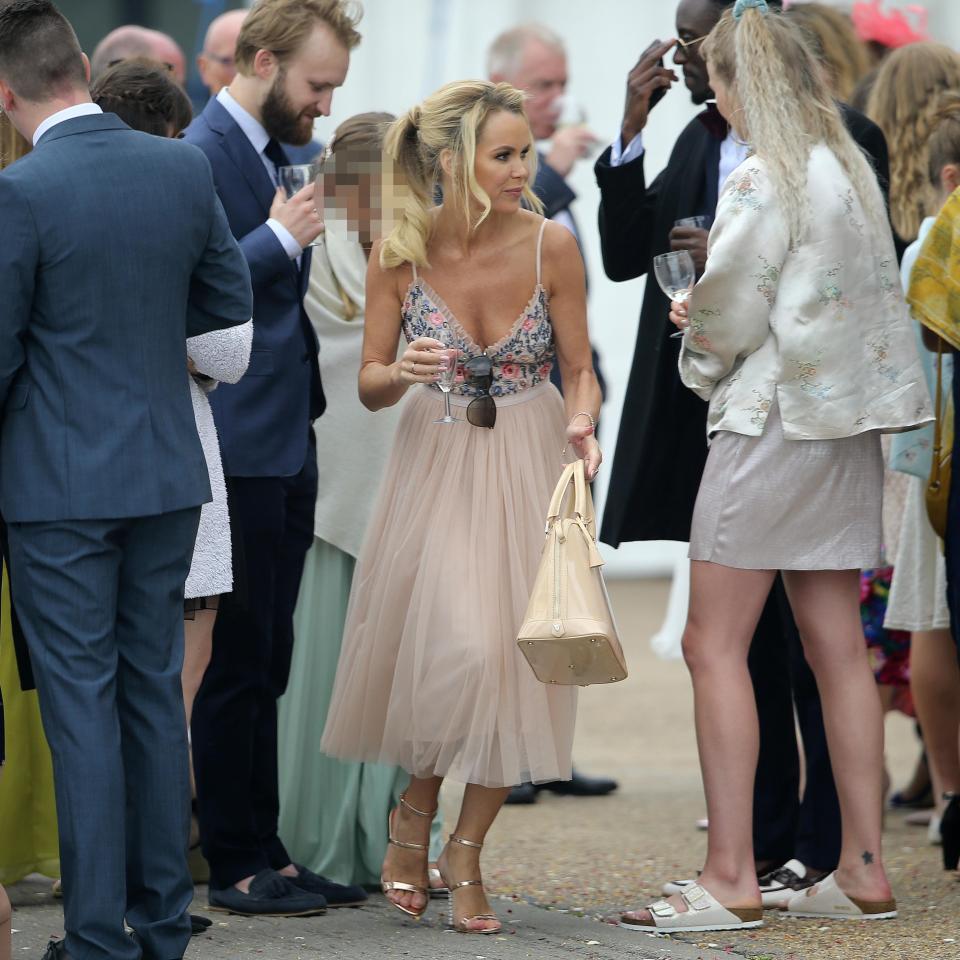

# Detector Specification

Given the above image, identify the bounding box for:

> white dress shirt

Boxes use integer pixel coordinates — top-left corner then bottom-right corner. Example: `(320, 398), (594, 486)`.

(32, 102), (102, 145)
(609, 119), (749, 197)
(216, 87), (301, 260)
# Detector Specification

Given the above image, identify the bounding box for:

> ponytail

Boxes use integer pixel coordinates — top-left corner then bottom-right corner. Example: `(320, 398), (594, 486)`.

(380, 107), (434, 269)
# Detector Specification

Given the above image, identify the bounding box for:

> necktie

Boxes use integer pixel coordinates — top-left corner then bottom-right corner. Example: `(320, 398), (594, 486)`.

(263, 138), (289, 184)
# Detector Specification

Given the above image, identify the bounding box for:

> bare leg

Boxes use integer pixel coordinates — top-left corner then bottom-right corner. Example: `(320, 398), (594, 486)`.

(182, 607), (216, 852)
(437, 783), (511, 932)
(623, 561), (775, 921)
(381, 774), (442, 914)
(782, 569), (892, 902)
(911, 629), (960, 809)
(182, 608), (216, 732)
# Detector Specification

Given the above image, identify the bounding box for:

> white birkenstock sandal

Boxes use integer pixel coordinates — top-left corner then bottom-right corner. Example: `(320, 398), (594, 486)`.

(620, 882), (763, 933)
(783, 873), (897, 920)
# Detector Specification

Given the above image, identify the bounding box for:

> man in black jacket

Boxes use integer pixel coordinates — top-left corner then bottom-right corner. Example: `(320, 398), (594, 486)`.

(597, 0), (890, 899)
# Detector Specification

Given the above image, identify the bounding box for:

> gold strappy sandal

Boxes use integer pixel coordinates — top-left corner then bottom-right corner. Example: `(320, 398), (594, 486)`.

(381, 795), (436, 920)
(437, 835), (502, 935)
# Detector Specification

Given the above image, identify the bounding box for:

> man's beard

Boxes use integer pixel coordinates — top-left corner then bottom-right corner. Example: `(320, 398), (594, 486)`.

(261, 70), (313, 146)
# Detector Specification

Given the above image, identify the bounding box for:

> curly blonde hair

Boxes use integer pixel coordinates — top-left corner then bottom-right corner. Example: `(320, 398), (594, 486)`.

(380, 79), (542, 269)
(865, 42), (960, 241)
(704, 7), (886, 248)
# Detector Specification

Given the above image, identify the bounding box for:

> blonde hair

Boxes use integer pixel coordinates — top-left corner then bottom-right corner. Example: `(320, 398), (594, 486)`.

(784, 3), (871, 102)
(865, 42), (960, 241)
(704, 7), (886, 248)
(380, 80), (542, 269)
(236, 0), (361, 74)
(0, 112), (29, 170)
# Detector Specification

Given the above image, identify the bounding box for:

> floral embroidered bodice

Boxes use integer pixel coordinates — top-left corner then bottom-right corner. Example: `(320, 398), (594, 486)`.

(400, 219), (554, 398)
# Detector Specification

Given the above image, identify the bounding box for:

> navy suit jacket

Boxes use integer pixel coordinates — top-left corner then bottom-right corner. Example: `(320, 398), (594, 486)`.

(0, 113), (253, 522)
(184, 98), (324, 479)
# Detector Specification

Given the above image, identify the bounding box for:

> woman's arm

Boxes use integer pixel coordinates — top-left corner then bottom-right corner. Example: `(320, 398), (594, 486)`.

(359, 241), (445, 411)
(678, 161), (789, 399)
(187, 319), (254, 385)
(544, 222), (602, 479)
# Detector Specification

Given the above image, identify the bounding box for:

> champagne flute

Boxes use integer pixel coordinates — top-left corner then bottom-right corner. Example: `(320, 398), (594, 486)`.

(653, 250), (695, 339)
(277, 163), (323, 247)
(433, 328), (460, 425)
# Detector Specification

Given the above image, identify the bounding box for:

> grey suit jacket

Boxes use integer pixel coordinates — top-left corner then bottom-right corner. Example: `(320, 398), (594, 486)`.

(0, 112), (253, 522)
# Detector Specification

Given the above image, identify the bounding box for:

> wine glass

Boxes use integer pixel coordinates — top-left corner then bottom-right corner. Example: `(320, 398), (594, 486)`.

(653, 250), (696, 340)
(674, 214), (712, 230)
(432, 328), (460, 425)
(277, 163), (323, 247)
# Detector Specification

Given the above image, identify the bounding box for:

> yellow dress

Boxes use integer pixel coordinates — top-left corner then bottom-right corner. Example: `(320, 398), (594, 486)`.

(0, 566), (59, 884)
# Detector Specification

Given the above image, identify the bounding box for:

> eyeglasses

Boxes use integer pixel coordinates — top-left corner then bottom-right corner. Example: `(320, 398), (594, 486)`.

(674, 34), (709, 56)
(463, 355), (496, 429)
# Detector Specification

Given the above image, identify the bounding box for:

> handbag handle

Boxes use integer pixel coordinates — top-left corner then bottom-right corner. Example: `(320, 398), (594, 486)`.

(932, 339), (944, 488)
(545, 462), (578, 525)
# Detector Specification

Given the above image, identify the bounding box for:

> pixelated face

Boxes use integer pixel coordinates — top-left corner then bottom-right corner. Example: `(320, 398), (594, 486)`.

(472, 109), (532, 212)
(320, 147), (407, 247)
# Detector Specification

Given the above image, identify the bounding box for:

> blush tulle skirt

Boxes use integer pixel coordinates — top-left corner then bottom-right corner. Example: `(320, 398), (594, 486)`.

(320, 383), (577, 788)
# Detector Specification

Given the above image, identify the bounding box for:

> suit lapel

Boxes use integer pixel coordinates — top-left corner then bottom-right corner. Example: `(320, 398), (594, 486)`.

(201, 98), (276, 219)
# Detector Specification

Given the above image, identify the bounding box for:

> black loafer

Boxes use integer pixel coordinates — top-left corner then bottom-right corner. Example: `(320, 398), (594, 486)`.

(538, 769), (619, 797)
(190, 913), (213, 935)
(285, 864), (368, 907)
(208, 869), (327, 916)
(505, 782), (538, 805)
(41, 940), (68, 960)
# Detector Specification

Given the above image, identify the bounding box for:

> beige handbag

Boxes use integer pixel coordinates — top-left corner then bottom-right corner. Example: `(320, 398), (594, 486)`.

(517, 459), (627, 686)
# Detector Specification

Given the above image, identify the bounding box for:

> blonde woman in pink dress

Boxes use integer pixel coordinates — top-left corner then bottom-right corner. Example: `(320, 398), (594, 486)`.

(321, 80), (602, 935)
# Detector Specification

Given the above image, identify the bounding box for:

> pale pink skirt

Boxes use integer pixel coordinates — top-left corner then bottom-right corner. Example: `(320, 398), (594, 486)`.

(320, 382), (577, 787)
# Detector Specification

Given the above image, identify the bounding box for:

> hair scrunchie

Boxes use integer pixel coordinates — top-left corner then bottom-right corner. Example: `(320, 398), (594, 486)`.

(733, 0), (769, 20)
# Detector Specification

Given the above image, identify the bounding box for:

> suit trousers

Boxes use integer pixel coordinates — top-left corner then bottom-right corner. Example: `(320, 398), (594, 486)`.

(750, 577), (841, 871)
(7, 509), (199, 960)
(192, 436), (318, 889)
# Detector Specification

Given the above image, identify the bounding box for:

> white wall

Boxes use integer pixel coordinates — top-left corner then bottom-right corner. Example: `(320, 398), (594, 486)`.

(316, 0), (960, 576)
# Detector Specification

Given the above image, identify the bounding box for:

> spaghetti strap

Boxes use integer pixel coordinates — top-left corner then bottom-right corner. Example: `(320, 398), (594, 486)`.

(535, 218), (547, 285)
(411, 261), (418, 282)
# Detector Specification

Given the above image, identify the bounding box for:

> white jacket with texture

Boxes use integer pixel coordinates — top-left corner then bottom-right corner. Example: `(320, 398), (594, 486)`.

(679, 144), (932, 441)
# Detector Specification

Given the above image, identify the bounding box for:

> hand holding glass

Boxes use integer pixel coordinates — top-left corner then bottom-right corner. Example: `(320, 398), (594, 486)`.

(653, 250), (695, 339)
(277, 164), (324, 247)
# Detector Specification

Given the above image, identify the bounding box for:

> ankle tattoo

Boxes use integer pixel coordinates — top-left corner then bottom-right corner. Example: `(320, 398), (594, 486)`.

(861, 851), (874, 865)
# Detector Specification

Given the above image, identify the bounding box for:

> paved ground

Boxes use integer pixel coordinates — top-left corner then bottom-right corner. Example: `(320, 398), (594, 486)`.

(7, 579), (960, 959)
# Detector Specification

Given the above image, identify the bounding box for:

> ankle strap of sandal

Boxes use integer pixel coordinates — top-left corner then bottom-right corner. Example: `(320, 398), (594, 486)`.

(449, 834), (483, 849)
(399, 795), (438, 818)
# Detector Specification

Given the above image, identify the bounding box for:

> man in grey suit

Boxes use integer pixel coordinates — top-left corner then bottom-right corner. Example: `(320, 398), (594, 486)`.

(0, 3), (253, 959)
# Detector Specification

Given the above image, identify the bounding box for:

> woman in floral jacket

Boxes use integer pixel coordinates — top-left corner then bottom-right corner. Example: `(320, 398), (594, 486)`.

(621, 0), (930, 936)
